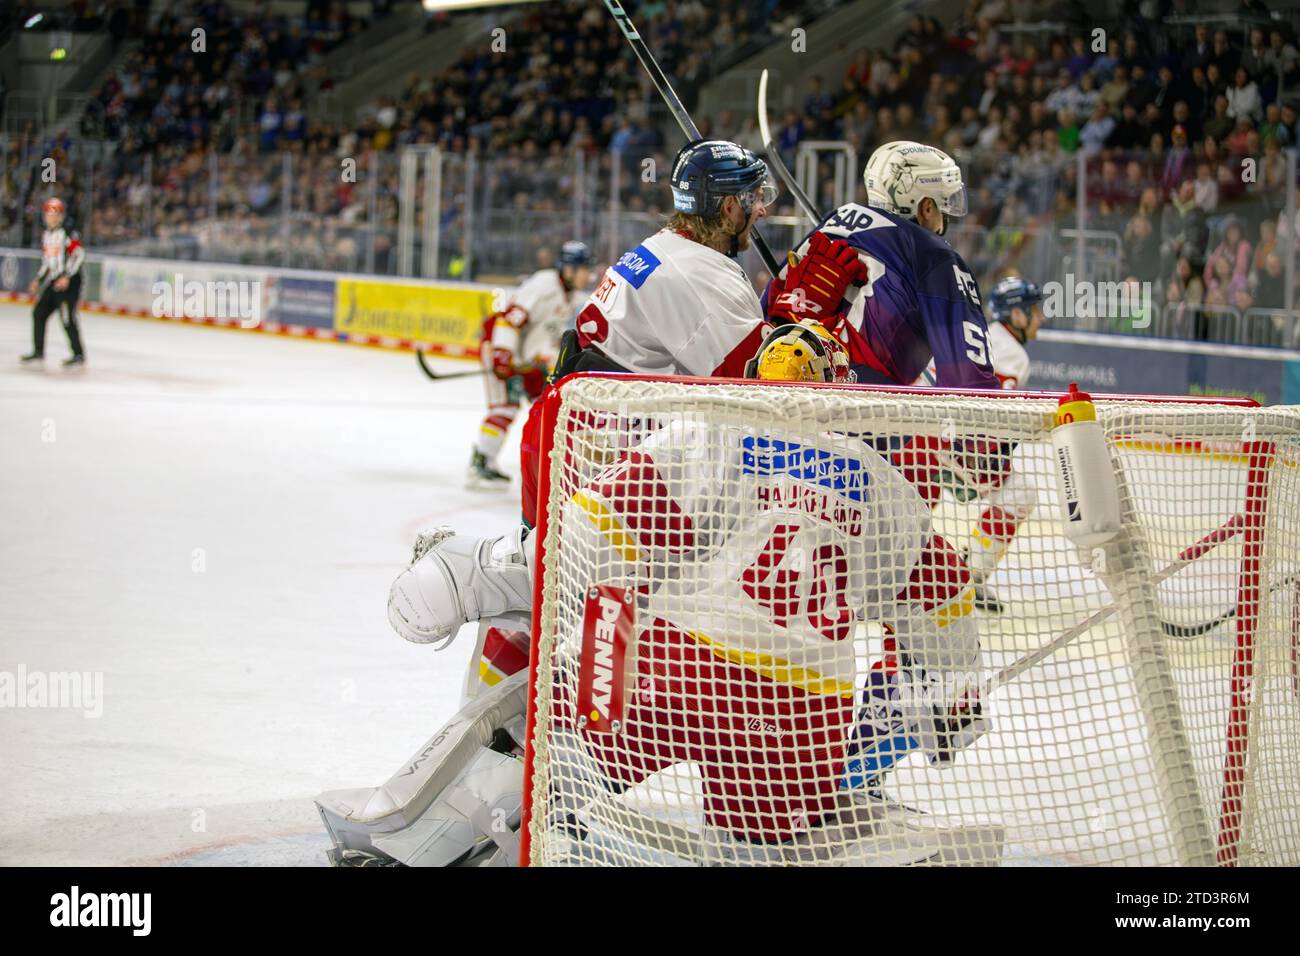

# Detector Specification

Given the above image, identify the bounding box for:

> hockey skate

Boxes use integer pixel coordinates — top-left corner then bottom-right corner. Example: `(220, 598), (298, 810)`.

(466, 450), (510, 490)
(19, 351), (43, 363)
(969, 576), (1003, 614)
(62, 354), (85, 368)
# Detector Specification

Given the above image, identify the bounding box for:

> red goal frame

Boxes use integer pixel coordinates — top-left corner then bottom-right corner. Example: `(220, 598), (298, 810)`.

(518, 375), (1270, 866)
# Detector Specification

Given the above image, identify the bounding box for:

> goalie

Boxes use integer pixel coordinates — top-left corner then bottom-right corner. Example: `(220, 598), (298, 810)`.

(316, 321), (988, 866)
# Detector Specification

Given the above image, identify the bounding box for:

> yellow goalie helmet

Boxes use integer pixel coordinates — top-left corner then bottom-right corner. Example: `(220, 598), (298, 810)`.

(744, 320), (856, 384)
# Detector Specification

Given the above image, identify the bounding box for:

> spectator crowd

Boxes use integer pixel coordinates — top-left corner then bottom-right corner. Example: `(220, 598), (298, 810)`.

(769, 0), (1300, 340)
(2, 0), (1298, 343)
(5, 0), (840, 275)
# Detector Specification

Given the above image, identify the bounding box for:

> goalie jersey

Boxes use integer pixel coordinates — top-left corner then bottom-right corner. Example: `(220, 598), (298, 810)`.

(564, 420), (930, 692)
(766, 203), (999, 391)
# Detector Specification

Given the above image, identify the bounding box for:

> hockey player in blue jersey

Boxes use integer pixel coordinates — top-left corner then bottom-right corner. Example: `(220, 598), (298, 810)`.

(761, 143), (1007, 793)
(765, 141), (999, 391)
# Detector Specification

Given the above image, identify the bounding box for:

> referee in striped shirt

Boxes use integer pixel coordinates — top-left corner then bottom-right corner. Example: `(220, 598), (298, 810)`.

(21, 197), (86, 367)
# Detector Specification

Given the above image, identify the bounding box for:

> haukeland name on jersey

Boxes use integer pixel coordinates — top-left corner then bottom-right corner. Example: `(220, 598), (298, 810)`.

(741, 436), (871, 535)
(613, 245), (662, 288)
(754, 480), (867, 537)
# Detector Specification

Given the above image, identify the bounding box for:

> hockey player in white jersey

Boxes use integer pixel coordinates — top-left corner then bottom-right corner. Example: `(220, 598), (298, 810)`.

(393, 137), (866, 658)
(554, 138), (868, 382)
(984, 275), (1044, 390)
(964, 275), (1046, 612)
(468, 240), (594, 488)
(317, 320), (987, 864)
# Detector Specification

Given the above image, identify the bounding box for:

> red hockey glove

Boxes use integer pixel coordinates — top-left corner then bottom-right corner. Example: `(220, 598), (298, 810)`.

(518, 363), (547, 400)
(769, 232), (868, 327)
(491, 347), (517, 380)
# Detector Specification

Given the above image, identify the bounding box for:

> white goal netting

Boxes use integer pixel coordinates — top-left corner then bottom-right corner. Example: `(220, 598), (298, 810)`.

(522, 377), (1300, 866)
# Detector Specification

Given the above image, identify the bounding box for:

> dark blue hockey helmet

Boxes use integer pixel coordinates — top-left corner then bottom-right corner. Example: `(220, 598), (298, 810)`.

(669, 139), (776, 219)
(558, 240), (594, 267)
(989, 275), (1044, 323)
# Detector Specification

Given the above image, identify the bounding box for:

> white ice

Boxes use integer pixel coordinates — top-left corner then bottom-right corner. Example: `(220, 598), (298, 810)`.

(0, 304), (519, 865)
(5, 306), (1293, 868)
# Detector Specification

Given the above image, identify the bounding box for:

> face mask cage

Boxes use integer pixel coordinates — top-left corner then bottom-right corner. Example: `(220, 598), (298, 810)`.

(938, 182), (969, 217)
(736, 175), (779, 215)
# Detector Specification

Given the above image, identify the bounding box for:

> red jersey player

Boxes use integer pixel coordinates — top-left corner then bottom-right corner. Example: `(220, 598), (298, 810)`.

(468, 241), (594, 489)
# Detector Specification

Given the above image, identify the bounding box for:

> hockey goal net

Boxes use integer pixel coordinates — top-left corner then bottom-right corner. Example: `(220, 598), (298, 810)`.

(521, 375), (1300, 866)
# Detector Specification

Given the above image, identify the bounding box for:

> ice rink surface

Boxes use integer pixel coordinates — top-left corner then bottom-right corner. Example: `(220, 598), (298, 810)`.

(0, 305), (519, 865)
(4, 305), (1295, 867)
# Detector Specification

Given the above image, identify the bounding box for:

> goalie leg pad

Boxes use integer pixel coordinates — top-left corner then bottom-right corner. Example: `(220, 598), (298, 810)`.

(315, 669), (529, 867)
(370, 747), (522, 867)
(388, 526), (534, 645)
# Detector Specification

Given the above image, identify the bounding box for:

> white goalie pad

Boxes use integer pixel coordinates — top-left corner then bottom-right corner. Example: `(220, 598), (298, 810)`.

(388, 527), (534, 646)
(315, 670), (529, 867)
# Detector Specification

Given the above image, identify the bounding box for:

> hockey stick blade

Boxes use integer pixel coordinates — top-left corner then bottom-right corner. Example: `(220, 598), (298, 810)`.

(416, 348), (483, 382)
(990, 515), (1254, 690)
(758, 69), (823, 225)
(604, 0), (781, 277)
(1160, 573), (1300, 639)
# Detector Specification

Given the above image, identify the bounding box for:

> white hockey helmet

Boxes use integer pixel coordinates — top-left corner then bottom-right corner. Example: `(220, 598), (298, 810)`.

(863, 141), (968, 220)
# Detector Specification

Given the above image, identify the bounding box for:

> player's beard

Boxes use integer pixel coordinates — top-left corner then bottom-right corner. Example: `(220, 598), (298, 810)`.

(732, 214), (756, 252)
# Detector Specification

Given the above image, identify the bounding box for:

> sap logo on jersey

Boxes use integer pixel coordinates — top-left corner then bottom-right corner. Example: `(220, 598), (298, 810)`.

(821, 203), (896, 239)
(613, 245), (661, 288)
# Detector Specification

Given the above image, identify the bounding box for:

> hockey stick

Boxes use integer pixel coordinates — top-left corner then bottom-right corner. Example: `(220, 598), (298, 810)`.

(603, 0), (782, 277)
(416, 347), (484, 382)
(988, 553), (1196, 693)
(989, 512), (1258, 691)
(757, 69), (823, 225)
(840, 537), (1229, 792)
(1160, 572), (1300, 638)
